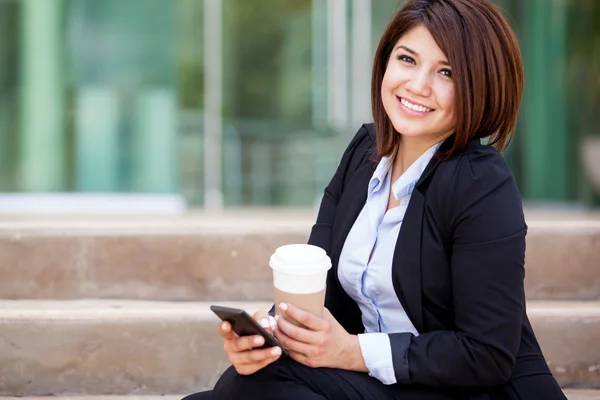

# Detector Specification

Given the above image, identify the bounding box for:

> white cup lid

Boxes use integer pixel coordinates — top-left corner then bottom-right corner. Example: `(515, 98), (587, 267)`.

(269, 244), (331, 275)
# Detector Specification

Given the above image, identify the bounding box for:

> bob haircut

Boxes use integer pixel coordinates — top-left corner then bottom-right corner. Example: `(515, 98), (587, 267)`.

(371, 0), (524, 160)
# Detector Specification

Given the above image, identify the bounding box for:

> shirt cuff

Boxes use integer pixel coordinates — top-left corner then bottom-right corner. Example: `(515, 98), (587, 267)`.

(357, 332), (397, 385)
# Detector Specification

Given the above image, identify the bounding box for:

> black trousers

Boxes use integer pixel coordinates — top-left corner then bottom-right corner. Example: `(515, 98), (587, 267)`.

(182, 357), (458, 400)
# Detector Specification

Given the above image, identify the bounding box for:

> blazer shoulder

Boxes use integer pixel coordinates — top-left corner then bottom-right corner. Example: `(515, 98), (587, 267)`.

(363, 122), (376, 141)
(347, 123), (376, 154)
(341, 123), (377, 169)
(439, 141), (513, 185)
(434, 141), (521, 217)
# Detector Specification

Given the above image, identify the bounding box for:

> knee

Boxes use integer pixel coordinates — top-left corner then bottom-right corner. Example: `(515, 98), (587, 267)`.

(212, 365), (256, 399)
(212, 360), (294, 399)
(181, 391), (212, 400)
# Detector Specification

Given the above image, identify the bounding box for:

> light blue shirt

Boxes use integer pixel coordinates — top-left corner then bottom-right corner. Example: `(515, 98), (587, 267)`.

(337, 142), (442, 385)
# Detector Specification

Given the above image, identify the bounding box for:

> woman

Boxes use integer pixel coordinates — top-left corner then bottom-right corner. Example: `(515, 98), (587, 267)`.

(186, 0), (567, 398)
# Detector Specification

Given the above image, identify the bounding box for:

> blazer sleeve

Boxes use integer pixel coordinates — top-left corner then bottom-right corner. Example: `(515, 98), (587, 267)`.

(389, 148), (527, 387)
(307, 124), (373, 253)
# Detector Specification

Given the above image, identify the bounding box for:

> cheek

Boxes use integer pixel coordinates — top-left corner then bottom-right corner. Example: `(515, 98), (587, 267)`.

(440, 87), (456, 119)
(381, 72), (394, 95)
(381, 65), (404, 93)
(381, 73), (396, 113)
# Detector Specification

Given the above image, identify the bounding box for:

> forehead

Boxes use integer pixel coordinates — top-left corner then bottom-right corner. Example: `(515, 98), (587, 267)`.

(394, 25), (448, 61)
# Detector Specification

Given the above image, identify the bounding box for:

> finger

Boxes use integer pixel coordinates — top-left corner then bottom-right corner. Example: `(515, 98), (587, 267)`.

(288, 350), (315, 368)
(253, 310), (275, 335)
(235, 348), (282, 375)
(276, 313), (320, 344)
(218, 321), (238, 340)
(250, 348), (283, 370)
(278, 302), (327, 331)
(274, 327), (313, 357)
(232, 346), (283, 366)
(260, 317), (275, 335)
(229, 334), (266, 353)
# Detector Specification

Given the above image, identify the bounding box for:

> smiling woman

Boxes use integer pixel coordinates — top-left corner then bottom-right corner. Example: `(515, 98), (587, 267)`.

(380, 26), (457, 157)
(185, 1), (566, 399)
(371, 0), (523, 166)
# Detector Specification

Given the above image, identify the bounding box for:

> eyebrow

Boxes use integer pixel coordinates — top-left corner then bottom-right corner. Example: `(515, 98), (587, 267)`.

(395, 45), (451, 67)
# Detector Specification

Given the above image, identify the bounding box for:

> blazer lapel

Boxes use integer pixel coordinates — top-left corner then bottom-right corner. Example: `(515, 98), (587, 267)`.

(392, 188), (426, 333)
(391, 138), (450, 334)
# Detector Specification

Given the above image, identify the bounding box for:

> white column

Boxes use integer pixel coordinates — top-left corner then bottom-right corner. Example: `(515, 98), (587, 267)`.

(132, 88), (177, 193)
(76, 86), (120, 191)
(203, 0), (224, 209)
(351, 0), (372, 128)
(327, 0), (349, 133)
(312, 0), (330, 203)
(19, 0), (65, 191)
(312, 0), (328, 130)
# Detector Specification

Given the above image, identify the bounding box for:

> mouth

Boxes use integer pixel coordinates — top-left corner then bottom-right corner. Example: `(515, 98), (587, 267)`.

(397, 96), (435, 113)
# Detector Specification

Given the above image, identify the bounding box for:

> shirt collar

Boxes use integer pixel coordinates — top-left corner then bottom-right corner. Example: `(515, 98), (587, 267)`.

(368, 141), (442, 199)
(368, 157), (392, 196)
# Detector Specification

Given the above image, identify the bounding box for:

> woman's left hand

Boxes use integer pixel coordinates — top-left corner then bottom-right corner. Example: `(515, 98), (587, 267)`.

(274, 302), (367, 371)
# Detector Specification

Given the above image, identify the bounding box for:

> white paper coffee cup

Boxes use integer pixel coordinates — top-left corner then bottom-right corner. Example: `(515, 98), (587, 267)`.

(269, 244), (332, 294)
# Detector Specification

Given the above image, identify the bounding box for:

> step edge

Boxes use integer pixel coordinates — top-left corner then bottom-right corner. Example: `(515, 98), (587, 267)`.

(0, 300), (273, 321)
(0, 220), (598, 234)
(0, 299), (598, 321)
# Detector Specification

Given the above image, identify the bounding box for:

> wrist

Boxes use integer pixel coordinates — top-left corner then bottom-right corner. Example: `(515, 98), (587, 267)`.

(343, 335), (368, 372)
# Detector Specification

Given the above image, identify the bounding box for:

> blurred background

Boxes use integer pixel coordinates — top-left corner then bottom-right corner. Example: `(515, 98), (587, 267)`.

(0, 0), (599, 210)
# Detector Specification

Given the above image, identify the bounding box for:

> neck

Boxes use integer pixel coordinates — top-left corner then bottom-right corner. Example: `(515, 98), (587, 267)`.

(392, 135), (443, 179)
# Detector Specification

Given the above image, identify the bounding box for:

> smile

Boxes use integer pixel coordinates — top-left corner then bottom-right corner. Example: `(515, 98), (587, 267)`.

(398, 97), (434, 113)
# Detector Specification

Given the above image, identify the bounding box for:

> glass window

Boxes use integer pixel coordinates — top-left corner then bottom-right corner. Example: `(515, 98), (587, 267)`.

(0, 0), (597, 208)
(0, 0), (20, 192)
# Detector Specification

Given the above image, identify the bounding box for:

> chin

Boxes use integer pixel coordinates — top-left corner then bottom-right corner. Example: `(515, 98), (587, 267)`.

(390, 123), (427, 138)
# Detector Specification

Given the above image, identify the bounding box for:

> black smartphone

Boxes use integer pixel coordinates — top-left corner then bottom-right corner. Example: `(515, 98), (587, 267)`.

(210, 305), (289, 357)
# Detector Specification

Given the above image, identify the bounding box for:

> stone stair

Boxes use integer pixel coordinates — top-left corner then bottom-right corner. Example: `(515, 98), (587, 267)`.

(0, 397), (182, 400)
(0, 210), (598, 399)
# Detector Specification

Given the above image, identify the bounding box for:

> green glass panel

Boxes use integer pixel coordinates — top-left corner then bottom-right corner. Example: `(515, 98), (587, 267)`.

(0, 0), (20, 191)
(0, 0), (594, 207)
(19, 0), (66, 192)
(68, 0), (178, 193)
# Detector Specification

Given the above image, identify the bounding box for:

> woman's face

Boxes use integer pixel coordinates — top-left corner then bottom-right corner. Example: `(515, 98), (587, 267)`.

(381, 25), (457, 145)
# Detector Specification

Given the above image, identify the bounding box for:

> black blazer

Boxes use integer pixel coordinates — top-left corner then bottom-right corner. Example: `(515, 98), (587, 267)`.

(307, 124), (566, 400)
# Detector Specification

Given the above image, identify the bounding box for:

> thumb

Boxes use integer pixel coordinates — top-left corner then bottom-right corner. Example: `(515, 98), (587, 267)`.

(253, 310), (276, 335)
(218, 320), (239, 340)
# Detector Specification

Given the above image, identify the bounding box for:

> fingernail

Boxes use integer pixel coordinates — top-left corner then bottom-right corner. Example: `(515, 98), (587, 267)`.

(271, 347), (281, 356)
(279, 302), (288, 311)
(274, 315), (280, 322)
(221, 322), (228, 330)
(260, 318), (270, 328)
(254, 336), (264, 345)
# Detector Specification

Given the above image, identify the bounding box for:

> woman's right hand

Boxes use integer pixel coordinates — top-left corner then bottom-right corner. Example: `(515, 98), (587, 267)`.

(218, 309), (282, 375)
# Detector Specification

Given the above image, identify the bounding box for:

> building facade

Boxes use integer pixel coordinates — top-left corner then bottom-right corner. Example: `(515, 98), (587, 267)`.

(0, 0), (598, 208)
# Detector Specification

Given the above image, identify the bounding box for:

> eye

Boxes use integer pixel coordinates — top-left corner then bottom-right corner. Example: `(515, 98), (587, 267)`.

(396, 54), (415, 64)
(440, 68), (453, 78)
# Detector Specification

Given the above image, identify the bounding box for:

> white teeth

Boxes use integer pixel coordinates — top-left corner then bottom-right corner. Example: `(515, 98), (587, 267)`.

(400, 98), (432, 112)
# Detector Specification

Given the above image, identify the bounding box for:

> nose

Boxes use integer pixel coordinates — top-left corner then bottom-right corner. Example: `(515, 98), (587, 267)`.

(405, 69), (432, 98)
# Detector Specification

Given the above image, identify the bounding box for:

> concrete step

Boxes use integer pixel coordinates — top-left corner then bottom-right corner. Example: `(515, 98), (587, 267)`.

(566, 390), (600, 400)
(0, 300), (269, 396)
(0, 212), (598, 302)
(0, 397), (183, 400)
(0, 300), (598, 396)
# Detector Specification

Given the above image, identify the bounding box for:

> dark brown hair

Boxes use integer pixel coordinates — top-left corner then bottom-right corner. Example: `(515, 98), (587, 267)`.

(371, 0), (524, 160)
